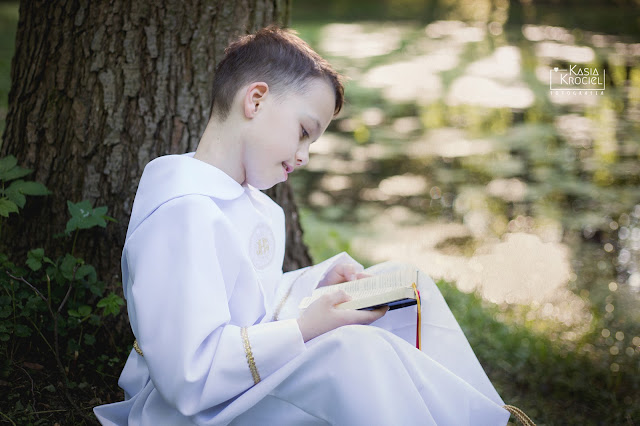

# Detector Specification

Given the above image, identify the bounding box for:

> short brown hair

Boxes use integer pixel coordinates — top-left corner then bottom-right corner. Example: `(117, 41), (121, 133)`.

(210, 26), (344, 121)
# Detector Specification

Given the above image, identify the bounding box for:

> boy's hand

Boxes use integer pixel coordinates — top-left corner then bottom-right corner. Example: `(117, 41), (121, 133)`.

(317, 263), (371, 287)
(296, 290), (388, 343)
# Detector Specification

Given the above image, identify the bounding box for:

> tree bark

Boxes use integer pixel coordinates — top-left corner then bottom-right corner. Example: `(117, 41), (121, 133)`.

(1, 0), (311, 286)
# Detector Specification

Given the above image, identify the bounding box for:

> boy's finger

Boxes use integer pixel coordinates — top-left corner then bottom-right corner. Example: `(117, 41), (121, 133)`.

(325, 289), (351, 305)
(336, 263), (357, 281)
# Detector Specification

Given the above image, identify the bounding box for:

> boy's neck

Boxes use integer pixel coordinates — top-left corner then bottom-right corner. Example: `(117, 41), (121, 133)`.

(194, 117), (245, 186)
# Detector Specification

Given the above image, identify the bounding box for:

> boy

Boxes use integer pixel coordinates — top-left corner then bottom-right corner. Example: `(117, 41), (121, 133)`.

(94, 27), (511, 425)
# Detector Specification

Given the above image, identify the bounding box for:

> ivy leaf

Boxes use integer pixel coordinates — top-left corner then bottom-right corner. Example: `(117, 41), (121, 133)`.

(0, 198), (19, 218)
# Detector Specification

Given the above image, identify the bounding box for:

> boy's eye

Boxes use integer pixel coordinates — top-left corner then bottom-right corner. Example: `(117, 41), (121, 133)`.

(301, 127), (309, 139)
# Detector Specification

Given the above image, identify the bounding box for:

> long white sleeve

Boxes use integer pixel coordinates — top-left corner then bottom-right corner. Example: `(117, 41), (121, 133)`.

(123, 195), (306, 417)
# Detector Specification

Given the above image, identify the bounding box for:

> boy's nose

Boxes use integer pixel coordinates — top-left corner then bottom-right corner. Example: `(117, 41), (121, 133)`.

(296, 146), (309, 167)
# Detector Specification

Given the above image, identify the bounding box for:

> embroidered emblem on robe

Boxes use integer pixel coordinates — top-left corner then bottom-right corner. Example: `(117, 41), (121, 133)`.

(249, 223), (275, 269)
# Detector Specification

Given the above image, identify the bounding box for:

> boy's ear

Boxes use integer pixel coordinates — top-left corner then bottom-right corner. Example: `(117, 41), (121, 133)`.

(243, 82), (269, 118)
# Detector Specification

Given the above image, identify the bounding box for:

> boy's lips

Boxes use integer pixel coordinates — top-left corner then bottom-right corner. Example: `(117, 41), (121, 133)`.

(282, 162), (294, 174)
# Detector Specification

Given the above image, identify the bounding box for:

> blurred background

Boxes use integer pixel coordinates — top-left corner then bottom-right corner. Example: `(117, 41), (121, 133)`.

(1, 0), (639, 424)
(286, 0), (639, 423)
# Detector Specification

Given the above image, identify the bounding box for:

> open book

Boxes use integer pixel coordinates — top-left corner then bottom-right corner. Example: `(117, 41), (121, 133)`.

(299, 266), (419, 311)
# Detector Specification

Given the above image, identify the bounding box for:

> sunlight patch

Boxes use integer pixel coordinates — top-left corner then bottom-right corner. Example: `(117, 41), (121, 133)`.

(378, 174), (428, 197)
(486, 178), (527, 203)
(535, 41), (595, 63)
(320, 23), (403, 58)
(408, 128), (494, 158)
(362, 48), (461, 103)
(446, 76), (534, 109)
(319, 175), (352, 192)
(425, 20), (486, 43)
(466, 46), (522, 81)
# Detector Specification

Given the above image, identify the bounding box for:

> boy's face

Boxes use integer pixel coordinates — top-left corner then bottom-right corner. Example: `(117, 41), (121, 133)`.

(241, 78), (336, 190)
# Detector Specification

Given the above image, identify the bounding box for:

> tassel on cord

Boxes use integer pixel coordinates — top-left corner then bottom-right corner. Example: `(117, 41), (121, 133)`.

(410, 282), (534, 425)
(503, 405), (536, 425)
(412, 282), (421, 350)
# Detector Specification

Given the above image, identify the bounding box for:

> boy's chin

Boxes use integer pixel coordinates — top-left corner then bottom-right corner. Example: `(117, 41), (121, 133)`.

(250, 180), (278, 191)
(245, 173), (283, 190)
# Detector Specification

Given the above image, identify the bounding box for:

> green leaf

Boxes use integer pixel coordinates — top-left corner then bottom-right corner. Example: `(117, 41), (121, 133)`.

(65, 200), (109, 233)
(88, 313), (101, 326)
(84, 334), (96, 346)
(4, 185), (26, 208)
(93, 206), (107, 216)
(0, 304), (12, 318)
(89, 283), (104, 297)
(67, 199), (92, 219)
(44, 384), (56, 393)
(26, 248), (45, 271)
(68, 338), (80, 352)
(1, 165), (32, 182)
(15, 324), (32, 337)
(97, 292), (125, 316)
(0, 198), (19, 217)
(8, 180), (50, 196)
(60, 254), (78, 280)
(3, 180), (48, 210)
(78, 305), (91, 317)
(76, 264), (97, 284)
(0, 155), (18, 175)
(65, 217), (79, 234)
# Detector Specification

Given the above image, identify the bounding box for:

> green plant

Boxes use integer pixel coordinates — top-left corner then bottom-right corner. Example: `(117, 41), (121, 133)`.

(0, 155), (124, 424)
(0, 155), (50, 238)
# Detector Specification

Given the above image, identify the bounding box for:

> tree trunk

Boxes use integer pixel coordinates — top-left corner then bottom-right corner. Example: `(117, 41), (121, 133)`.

(1, 0), (311, 288)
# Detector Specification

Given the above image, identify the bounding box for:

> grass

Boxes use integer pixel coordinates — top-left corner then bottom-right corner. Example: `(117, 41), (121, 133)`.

(301, 205), (639, 425)
(438, 279), (639, 425)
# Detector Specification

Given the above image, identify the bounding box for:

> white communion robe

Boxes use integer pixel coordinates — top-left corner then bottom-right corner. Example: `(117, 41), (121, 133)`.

(93, 153), (510, 426)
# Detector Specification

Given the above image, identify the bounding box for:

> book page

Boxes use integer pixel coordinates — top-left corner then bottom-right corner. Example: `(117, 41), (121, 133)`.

(299, 265), (417, 309)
